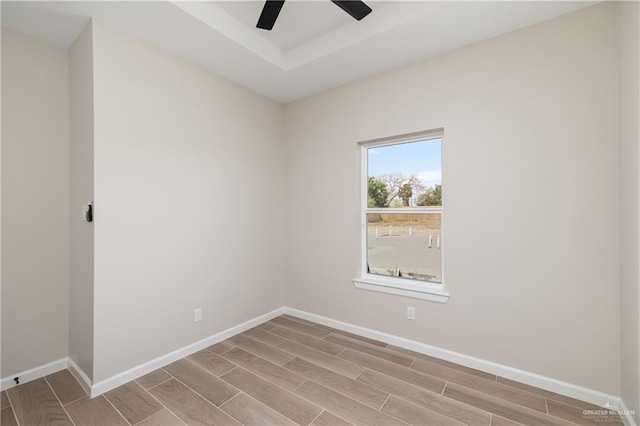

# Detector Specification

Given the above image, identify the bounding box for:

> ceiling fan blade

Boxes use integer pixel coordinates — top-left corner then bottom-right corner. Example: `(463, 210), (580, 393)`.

(257, 0), (285, 30)
(331, 1), (372, 21)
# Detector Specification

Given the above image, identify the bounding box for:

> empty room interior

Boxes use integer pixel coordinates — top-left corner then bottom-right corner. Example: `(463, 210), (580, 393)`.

(1, 0), (639, 425)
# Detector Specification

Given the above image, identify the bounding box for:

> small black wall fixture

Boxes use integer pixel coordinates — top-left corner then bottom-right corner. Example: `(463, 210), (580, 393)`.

(85, 202), (93, 223)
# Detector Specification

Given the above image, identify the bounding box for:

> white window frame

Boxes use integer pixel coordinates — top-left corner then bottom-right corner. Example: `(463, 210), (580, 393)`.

(353, 130), (449, 303)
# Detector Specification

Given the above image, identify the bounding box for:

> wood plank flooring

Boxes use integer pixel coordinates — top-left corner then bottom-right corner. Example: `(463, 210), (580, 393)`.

(2, 315), (623, 425)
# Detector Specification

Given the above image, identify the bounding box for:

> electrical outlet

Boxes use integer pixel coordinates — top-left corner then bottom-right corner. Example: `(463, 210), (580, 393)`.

(407, 306), (415, 320)
(194, 308), (202, 322)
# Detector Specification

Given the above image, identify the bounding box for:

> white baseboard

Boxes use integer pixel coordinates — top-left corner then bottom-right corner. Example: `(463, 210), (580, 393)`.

(284, 307), (626, 412)
(4, 305), (634, 425)
(618, 398), (638, 426)
(67, 357), (92, 395)
(89, 307), (284, 397)
(0, 307), (284, 397)
(0, 358), (68, 391)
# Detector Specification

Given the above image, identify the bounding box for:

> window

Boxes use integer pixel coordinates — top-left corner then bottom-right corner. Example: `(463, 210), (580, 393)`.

(353, 130), (449, 303)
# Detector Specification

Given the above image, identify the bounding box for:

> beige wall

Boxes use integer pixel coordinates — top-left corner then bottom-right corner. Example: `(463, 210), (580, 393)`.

(1, 28), (70, 376)
(69, 22), (95, 380)
(90, 22), (287, 382)
(285, 2), (620, 395)
(618, 0), (640, 419)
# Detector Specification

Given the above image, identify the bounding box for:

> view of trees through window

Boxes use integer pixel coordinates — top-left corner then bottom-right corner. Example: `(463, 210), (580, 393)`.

(366, 138), (442, 284)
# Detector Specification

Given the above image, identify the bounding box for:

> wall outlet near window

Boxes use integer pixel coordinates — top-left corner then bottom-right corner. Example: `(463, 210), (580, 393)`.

(407, 306), (415, 320)
(194, 308), (202, 322)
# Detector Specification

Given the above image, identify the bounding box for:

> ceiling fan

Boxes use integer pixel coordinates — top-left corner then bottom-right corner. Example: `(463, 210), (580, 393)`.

(256, 0), (373, 31)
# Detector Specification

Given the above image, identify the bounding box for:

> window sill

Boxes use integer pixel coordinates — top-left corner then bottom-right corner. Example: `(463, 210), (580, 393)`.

(353, 276), (450, 303)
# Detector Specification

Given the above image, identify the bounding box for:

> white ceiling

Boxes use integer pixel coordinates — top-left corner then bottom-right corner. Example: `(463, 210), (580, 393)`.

(1, 1), (597, 103)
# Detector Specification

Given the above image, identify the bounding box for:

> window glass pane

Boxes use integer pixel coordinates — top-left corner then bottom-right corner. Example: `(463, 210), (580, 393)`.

(367, 139), (441, 208)
(366, 138), (442, 283)
(366, 212), (442, 283)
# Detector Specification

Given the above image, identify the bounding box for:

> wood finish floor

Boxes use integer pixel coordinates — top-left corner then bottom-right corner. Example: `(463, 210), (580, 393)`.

(2, 315), (623, 426)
